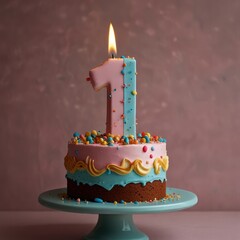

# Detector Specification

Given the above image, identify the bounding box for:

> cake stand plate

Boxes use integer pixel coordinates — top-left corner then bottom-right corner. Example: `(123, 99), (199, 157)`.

(39, 187), (198, 240)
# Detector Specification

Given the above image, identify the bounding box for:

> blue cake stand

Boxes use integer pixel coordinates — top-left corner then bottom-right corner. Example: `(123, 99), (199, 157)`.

(39, 187), (198, 240)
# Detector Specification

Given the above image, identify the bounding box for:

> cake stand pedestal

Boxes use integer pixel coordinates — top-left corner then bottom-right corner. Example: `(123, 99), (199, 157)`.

(39, 188), (198, 240)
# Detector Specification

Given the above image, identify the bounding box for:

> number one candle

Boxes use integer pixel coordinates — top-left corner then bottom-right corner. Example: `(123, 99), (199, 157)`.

(89, 23), (137, 138)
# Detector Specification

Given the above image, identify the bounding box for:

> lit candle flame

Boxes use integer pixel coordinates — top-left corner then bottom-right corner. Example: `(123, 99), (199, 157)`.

(108, 23), (117, 58)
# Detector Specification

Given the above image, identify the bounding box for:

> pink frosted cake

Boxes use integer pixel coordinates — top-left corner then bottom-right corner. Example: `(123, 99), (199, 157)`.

(64, 56), (169, 202)
(65, 132), (169, 202)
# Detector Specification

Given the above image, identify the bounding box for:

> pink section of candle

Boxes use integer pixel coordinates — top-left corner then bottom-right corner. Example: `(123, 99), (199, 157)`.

(89, 59), (124, 135)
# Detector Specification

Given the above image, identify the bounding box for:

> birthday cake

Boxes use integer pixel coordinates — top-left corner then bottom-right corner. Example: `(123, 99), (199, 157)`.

(65, 132), (168, 202)
(64, 55), (169, 203)
(64, 24), (169, 203)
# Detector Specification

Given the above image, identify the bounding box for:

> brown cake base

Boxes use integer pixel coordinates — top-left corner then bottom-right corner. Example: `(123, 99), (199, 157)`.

(67, 178), (166, 202)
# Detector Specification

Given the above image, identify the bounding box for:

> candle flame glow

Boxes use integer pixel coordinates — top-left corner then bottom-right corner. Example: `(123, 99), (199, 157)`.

(108, 23), (117, 57)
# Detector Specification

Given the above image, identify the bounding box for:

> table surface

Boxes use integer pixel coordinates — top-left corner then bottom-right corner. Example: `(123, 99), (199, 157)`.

(0, 211), (239, 240)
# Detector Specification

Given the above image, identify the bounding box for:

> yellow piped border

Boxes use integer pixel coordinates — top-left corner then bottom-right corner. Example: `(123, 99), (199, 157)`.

(64, 155), (169, 177)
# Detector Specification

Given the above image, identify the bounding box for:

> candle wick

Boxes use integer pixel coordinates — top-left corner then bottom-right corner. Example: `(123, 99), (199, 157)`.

(111, 53), (115, 59)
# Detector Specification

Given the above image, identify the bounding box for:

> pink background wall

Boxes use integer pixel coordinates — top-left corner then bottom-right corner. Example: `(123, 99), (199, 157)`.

(0, 0), (239, 210)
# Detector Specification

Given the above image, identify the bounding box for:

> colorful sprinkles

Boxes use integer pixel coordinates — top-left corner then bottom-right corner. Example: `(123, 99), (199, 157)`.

(94, 198), (103, 203)
(70, 131), (166, 146)
(58, 192), (181, 205)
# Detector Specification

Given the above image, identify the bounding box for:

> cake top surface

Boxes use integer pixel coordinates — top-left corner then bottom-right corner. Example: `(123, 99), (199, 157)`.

(69, 130), (166, 146)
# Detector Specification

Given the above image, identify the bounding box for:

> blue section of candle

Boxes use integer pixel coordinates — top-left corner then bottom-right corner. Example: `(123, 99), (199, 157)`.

(123, 57), (136, 138)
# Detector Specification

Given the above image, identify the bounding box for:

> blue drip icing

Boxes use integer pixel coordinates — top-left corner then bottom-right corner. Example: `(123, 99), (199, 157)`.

(123, 57), (136, 138)
(66, 168), (167, 191)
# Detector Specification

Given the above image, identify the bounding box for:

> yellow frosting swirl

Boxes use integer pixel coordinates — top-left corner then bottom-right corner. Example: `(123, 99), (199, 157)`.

(64, 155), (169, 176)
(153, 156), (169, 174)
(107, 158), (133, 175)
(64, 155), (78, 174)
(132, 159), (151, 176)
(86, 156), (106, 176)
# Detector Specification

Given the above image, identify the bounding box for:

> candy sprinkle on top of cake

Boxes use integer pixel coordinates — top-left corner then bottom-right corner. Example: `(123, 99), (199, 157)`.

(70, 130), (166, 146)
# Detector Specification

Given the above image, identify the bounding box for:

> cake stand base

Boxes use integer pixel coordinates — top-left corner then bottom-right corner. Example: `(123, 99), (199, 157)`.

(84, 214), (147, 240)
(39, 188), (198, 240)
